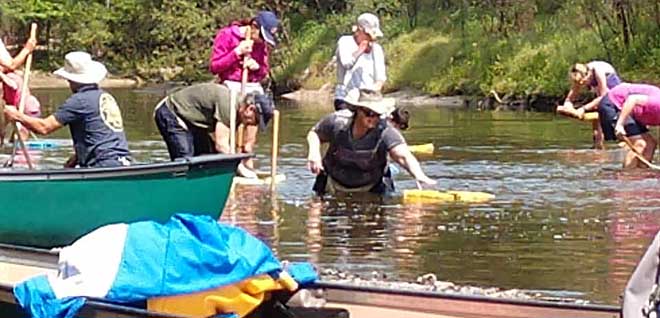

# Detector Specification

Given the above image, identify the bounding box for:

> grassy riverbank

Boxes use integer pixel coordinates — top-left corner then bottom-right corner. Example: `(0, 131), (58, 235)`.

(272, 4), (660, 100)
(2, 1), (658, 101)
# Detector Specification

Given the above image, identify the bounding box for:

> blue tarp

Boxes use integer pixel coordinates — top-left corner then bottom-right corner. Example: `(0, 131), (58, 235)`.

(14, 213), (317, 318)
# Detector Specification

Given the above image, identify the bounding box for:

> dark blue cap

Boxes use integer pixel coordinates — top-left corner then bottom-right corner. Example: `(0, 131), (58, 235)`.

(247, 93), (274, 132)
(255, 11), (279, 47)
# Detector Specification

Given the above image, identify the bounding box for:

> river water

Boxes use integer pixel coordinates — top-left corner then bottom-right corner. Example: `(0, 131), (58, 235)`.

(26, 87), (660, 305)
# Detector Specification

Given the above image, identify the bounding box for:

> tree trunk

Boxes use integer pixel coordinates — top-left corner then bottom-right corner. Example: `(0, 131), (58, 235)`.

(588, 1), (613, 61)
(407, 0), (419, 29)
(46, 19), (51, 68)
(656, 0), (660, 28)
(615, 0), (630, 46)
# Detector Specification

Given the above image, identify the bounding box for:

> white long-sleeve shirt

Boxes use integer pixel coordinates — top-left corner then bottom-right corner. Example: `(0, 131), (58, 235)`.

(334, 35), (387, 101)
(0, 39), (13, 66)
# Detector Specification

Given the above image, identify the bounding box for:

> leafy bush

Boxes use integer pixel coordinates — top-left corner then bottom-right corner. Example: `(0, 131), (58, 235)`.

(0, 0), (657, 97)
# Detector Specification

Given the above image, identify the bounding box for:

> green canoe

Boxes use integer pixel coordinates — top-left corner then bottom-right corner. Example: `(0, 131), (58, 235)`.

(0, 153), (249, 248)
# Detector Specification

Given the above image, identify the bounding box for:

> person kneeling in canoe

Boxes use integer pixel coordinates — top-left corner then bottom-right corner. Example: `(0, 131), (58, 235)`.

(153, 83), (272, 178)
(596, 83), (660, 168)
(306, 90), (436, 195)
(3, 51), (132, 168)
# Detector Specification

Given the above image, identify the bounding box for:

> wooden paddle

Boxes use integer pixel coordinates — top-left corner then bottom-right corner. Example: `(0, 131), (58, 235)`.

(6, 23), (37, 169)
(620, 135), (660, 171)
(240, 27), (251, 97)
(230, 26), (253, 154)
(270, 110), (280, 191)
(556, 106), (599, 122)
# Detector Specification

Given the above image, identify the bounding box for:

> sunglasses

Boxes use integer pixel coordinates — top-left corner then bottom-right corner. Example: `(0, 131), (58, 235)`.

(360, 108), (379, 118)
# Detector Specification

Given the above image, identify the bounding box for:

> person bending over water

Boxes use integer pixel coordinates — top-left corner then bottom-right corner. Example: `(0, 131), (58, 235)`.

(596, 83), (660, 169)
(557, 61), (622, 149)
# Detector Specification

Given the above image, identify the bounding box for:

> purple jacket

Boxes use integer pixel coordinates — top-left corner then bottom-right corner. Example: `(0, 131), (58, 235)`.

(209, 24), (269, 83)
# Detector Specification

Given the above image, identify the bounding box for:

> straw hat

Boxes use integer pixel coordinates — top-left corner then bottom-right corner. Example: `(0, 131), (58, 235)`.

(344, 89), (395, 115)
(53, 51), (107, 84)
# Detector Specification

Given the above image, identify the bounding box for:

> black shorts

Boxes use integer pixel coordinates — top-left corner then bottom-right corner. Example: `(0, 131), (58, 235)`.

(598, 95), (648, 141)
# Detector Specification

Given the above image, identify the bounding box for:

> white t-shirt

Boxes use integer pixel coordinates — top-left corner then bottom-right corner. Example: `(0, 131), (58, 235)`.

(335, 35), (387, 101)
(0, 39), (12, 65)
(587, 61), (616, 75)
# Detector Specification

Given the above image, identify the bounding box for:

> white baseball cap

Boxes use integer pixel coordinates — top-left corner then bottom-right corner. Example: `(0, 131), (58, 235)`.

(357, 13), (384, 39)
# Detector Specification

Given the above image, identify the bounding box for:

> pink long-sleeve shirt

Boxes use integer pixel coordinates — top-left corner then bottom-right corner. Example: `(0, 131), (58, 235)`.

(209, 24), (269, 83)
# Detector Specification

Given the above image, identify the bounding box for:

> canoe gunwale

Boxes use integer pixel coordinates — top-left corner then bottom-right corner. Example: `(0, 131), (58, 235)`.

(0, 241), (621, 318)
(0, 243), (57, 268)
(0, 284), (185, 318)
(311, 281), (621, 316)
(0, 153), (251, 181)
(0, 244), (192, 317)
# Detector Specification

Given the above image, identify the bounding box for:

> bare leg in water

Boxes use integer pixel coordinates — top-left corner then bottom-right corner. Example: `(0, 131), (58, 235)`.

(592, 121), (605, 150)
(623, 133), (657, 169)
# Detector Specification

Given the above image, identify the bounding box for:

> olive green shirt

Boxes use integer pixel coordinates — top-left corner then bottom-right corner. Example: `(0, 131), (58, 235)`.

(166, 83), (233, 130)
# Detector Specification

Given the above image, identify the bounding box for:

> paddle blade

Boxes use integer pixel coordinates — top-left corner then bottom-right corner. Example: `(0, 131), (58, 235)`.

(582, 112), (598, 121)
(409, 143), (434, 155)
(403, 190), (454, 203)
(557, 108), (598, 122)
(447, 191), (495, 203)
(403, 189), (494, 204)
(233, 174), (286, 186)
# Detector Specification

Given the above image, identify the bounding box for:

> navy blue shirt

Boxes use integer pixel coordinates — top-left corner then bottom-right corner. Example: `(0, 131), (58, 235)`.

(53, 85), (130, 167)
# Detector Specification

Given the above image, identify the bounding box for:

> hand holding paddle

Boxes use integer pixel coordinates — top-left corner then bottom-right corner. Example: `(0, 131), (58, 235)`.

(244, 57), (260, 71)
(556, 104), (584, 120)
(234, 39), (253, 56)
(6, 23), (37, 169)
(614, 123), (626, 139)
(619, 135), (660, 171)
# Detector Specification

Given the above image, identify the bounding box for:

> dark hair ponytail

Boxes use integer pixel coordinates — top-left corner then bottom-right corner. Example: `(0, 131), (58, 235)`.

(231, 17), (255, 27)
(391, 107), (410, 130)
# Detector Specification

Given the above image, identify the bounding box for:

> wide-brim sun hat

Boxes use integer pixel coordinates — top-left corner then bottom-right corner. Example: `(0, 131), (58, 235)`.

(53, 51), (107, 84)
(344, 89), (395, 115)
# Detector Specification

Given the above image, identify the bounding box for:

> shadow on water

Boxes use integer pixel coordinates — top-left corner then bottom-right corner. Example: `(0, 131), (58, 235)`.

(27, 87), (660, 305)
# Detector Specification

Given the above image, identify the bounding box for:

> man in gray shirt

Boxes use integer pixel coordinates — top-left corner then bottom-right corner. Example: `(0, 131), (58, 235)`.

(154, 83), (272, 176)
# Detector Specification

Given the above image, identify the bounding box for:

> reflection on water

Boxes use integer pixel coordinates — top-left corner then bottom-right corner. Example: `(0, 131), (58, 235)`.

(28, 87), (660, 305)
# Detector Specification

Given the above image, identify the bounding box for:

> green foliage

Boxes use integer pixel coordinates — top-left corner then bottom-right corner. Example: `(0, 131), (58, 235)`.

(0, 0), (657, 97)
(0, 0), (66, 22)
(276, 0), (659, 98)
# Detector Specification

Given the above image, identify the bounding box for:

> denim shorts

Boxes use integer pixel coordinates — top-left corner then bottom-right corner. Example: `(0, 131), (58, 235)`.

(598, 95), (648, 141)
